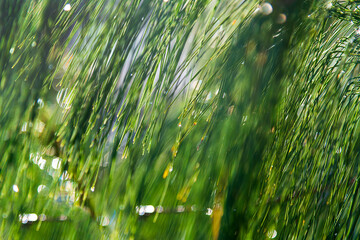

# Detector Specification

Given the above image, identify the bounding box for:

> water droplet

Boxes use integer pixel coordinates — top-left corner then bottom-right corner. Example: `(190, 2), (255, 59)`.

(144, 205), (155, 214)
(31, 41), (37, 47)
(52, 157), (61, 169)
(34, 121), (45, 134)
(21, 122), (28, 132)
(37, 185), (46, 193)
(39, 214), (46, 221)
(37, 156), (46, 170)
(98, 216), (110, 226)
(20, 215), (28, 224)
(260, 3), (273, 16)
(13, 185), (19, 192)
(28, 213), (38, 222)
(177, 205), (185, 213)
(277, 14), (286, 24)
(267, 229), (277, 239)
(141, 17), (144, 21)
(63, 3), (71, 11)
(326, 2), (333, 9)
(137, 206), (146, 216)
(206, 208), (213, 216)
(156, 206), (164, 213)
(37, 98), (44, 108)
(136, 205), (155, 215)
(9, 48), (14, 54)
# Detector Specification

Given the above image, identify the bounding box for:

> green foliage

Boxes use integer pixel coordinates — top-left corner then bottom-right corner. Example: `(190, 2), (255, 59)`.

(3, 0), (360, 239)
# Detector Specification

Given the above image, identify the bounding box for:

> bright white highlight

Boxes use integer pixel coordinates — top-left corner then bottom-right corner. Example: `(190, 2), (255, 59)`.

(63, 4), (71, 11)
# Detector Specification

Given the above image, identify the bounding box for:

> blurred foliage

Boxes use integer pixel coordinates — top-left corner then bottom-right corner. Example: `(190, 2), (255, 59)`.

(3, 0), (360, 239)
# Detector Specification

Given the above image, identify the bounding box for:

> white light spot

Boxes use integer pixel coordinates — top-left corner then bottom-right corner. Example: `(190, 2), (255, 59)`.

(20, 215), (28, 224)
(19, 213), (37, 223)
(38, 157), (46, 170)
(91, 186), (95, 192)
(137, 206), (145, 216)
(163, 0), (169, 2)
(37, 185), (46, 193)
(21, 122), (28, 132)
(13, 185), (19, 192)
(261, 3), (273, 15)
(31, 153), (46, 169)
(37, 98), (44, 108)
(31, 41), (37, 47)
(144, 205), (155, 214)
(136, 205), (156, 216)
(99, 216), (110, 226)
(268, 229), (277, 239)
(63, 4), (71, 11)
(34, 121), (45, 134)
(59, 215), (67, 221)
(206, 208), (213, 216)
(9, 48), (14, 54)
(177, 205), (185, 213)
(52, 157), (61, 169)
(28, 213), (38, 222)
